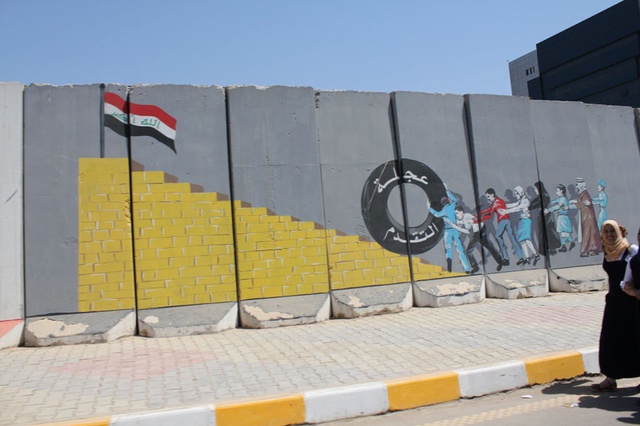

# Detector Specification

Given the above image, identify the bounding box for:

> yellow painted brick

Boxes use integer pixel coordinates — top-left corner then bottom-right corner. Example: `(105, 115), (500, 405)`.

(83, 253), (99, 263)
(302, 246), (326, 257)
(136, 258), (170, 270)
(133, 201), (152, 212)
(151, 218), (173, 228)
(296, 284), (315, 294)
(91, 299), (122, 311)
(291, 265), (316, 274)
(88, 194), (109, 203)
(196, 276), (222, 285)
(79, 221), (96, 231)
(220, 272), (238, 284)
(134, 171), (166, 184)
(306, 229), (326, 238)
(111, 172), (130, 185)
(137, 299), (152, 309)
(136, 248), (157, 261)
(108, 193), (129, 202)
(102, 290), (132, 299)
(239, 287), (262, 300)
(195, 255), (215, 266)
(159, 204), (183, 218)
(141, 270), (156, 281)
(134, 238), (148, 250)
(138, 227), (163, 238)
(155, 268), (181, 280)
(81, 241), (103, 254)
(89, 211), (120, 221)
(169, 257), (194, 268)
(94, 262), (125, 273)
(109, 228), (128, 240)
(354, 259), (375, 269)
(252, 276), (281, 287)
(302, 256), (327, 266)
(138, 279), (166, 289)
(216, 254), (235, 265)
(78, 301), (93, 312)
(136, 209), (153, 220)
(139, 192), (169, 202)
(195, 293), (213, 304)
(180, 266), (213, 278)
(102, 240), (122, 252)
(148, 237), (174, 249)
(94, 220), (118, 229)
(79, 274), (106, 285)
(144, 288), (173, 299)
(169, 296), (196, 306)
(155, 247), (184, 259)
(185, 192), (218, 202)
(149, 297), (170, 308)
(183, 246), (209, 256)
(188, 226), (218, 236)
(78, 264), (94, 275)
(261, 286), (283, 298)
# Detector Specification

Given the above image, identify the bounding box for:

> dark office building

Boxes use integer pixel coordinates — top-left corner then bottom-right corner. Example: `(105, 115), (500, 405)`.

(509, 0), (640, 107)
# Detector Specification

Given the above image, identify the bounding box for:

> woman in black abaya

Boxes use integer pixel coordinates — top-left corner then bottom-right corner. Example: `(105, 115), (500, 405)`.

(591, 220), (640, 391)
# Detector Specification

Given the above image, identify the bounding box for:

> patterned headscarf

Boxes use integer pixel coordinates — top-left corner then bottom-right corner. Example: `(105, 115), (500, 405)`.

(602, 220), (630, 262)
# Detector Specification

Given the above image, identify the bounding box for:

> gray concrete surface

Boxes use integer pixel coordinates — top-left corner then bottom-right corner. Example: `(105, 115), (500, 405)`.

(0, 291), (605, 426)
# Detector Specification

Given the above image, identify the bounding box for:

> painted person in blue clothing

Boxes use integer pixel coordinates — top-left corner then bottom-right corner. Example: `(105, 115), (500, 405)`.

(544, 184), (575, 253)
(429, 189), (472, 274)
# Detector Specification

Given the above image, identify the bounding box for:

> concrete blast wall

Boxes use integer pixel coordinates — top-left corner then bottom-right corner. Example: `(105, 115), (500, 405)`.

(2, 82), (639, 346)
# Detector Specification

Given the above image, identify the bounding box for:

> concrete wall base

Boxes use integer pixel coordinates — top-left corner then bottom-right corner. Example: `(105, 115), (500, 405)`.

(330, 283), (413, 319)
(413, 276), (485, 307)
(485, 269), (549, 299)
(138, 302), (238, 338)
(549, 265), (607, 292)
(23, 310), (135, 346)
(239, 293), (330, 329)
(0, 319), (24, 349)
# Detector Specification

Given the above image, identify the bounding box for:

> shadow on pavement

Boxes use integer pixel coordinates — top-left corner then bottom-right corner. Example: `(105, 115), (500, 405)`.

(541, 378), (640, 424)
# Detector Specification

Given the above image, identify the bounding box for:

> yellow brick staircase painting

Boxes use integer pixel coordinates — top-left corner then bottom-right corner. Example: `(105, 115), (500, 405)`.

(78, 158), (455, 313)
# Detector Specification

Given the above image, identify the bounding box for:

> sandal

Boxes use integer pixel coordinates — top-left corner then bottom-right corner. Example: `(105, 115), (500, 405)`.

(591, 378), (617, 392)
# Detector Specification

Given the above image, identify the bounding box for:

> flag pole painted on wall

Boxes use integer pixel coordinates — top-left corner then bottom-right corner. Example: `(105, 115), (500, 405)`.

(104, 92), (178, 153)
(99, 84), (105, 158)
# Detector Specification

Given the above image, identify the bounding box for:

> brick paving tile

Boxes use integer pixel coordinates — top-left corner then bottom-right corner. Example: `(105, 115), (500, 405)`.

(0, 291), (605, 426)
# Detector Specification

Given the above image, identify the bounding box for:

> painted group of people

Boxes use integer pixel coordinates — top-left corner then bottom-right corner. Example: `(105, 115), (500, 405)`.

(544, 178), (607, 258)
(430, 178), (609, 274)
(590, 220), (640, 396)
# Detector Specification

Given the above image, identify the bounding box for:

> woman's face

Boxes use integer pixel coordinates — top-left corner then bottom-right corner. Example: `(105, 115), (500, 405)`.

(603, 225), (617, 244)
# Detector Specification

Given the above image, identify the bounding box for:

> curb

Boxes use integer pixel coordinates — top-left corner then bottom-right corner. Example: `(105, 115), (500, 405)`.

(46, 347), (599, 426)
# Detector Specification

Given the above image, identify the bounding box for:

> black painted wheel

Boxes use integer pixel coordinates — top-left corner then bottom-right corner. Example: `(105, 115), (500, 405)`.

(361, 159), (446, 255)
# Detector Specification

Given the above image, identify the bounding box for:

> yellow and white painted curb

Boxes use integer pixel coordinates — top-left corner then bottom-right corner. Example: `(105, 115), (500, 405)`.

(46, 347), (600, 426)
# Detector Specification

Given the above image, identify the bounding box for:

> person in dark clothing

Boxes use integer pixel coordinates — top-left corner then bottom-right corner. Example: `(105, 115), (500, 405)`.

(530, 181), (561, 256)
(591, 221), (640, 391)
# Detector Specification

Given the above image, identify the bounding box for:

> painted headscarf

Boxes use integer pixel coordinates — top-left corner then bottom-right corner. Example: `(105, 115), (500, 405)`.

(601, 220), (630, 262)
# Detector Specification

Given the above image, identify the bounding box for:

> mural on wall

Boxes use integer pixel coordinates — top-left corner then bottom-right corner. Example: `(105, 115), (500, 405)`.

(362, 158), (611, 275)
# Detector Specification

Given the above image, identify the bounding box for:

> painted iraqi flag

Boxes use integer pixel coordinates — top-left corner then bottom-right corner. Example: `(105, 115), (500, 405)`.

(104, 92), (177, 153)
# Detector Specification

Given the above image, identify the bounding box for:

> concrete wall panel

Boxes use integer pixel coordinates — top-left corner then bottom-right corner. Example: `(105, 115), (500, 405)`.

(227, 86), (329, 300)
(24, 84), (131, 316)
(316, 90), (413, 290)
(393, 92), (478, 275)
(0, 83), (24, 321)
(466, 95), (543, 272)
(585, 103), (640, 236)
(128, 85), (236, 309)
(531, 100), (605, 268)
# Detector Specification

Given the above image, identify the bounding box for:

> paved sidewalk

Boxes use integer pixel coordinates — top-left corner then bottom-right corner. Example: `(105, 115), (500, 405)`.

(0, 291), (605, 425)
